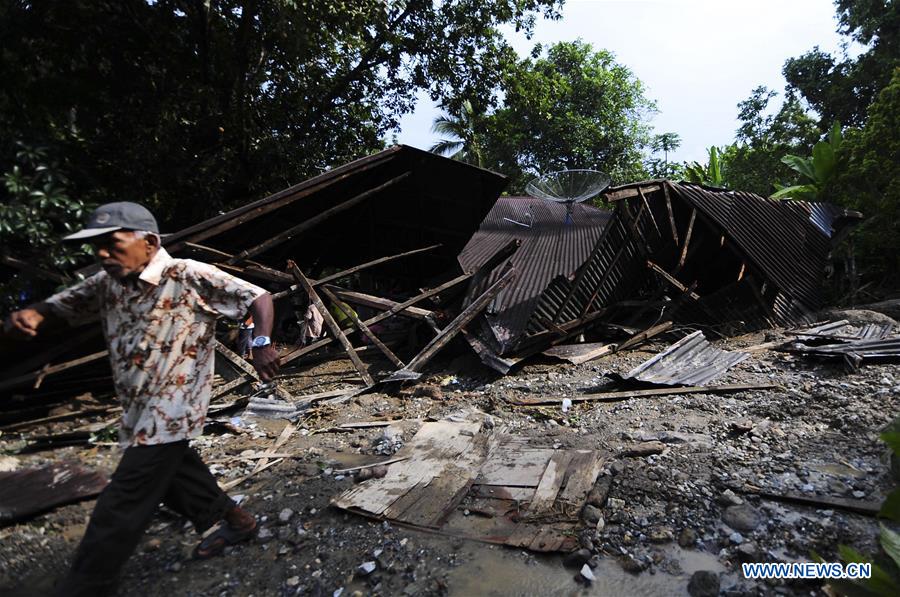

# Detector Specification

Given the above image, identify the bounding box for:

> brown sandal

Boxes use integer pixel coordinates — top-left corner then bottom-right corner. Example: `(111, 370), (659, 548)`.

(193, 519), (257, 559)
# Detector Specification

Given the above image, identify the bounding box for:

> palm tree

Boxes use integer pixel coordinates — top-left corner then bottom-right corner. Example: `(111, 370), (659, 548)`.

(650, 132), (681, 177)
(429, 100), (484, 167)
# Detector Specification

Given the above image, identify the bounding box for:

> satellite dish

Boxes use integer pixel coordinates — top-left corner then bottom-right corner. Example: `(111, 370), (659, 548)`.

(526, 169), (611, 225)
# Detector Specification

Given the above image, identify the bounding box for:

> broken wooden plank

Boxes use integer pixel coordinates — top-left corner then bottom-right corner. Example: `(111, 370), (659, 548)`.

(327, 288), (435, 320)
(0, 406), (122, 433)
(0, 350), (108, 394)
(614, 321), (673, 353)
(220, 422), (295, 491)
(388, 265), (517, 380)
(320, 286), (404, 368)
(646, 261), (700, 300)
(740, 487), (882, 517)
(542, 342), (615, 365)
(0, 464), (108, 526)
(288, 261), (374, 386)
(228, 172), (411, 264)
(271, 244), (442, 301)
(510, 383), (780, 406)
(477, 448), (556, 487)
(528, 451), (575, 514)
(333, 456), (409, 475)
(662, 182), (679, 245)
(556, 451), (605, 508)
(675, 208), (697, 272)
(333, 421), (482, 519)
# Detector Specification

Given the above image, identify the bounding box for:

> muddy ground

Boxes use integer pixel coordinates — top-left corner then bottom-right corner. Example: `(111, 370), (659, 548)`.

(1, 313), (898, 597)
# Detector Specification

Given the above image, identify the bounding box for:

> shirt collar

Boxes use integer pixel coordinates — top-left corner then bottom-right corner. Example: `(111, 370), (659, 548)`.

(138, 247), (175, 286)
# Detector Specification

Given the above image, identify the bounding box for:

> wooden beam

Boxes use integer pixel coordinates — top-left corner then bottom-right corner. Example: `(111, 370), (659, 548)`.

(319, 286), (404, 368)
(271, 244), (442, 301)
(278, 272), (472, 366)
(0, 350), (108, 394)
(646, 260), (700, 300)
(675, 208), (697, 272)
(662, 182), (679, 245)
(614, 321), (673, 353)
(327, 288), (434, 320)
(636, 187), (662, 239)
(390, 266), (517, 378)
(603, 185), (662, 202)
(228, 173), (411, 264)
(288, 261), (374, 385)
(0, 255), (70, 284)
(510, 383), (780, 406)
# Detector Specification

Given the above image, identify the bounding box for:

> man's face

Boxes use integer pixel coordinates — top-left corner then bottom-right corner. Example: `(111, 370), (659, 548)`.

(91, 230), (158, 279)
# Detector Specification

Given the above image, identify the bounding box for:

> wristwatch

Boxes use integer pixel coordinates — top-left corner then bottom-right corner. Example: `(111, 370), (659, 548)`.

(251, 335), (271, 348)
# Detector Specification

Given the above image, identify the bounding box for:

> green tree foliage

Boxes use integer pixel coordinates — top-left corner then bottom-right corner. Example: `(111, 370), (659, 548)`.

(721, 87), (821, 196)
(834, 68), (900, 273)
(430, 100), (485, 167)
(479, 40), (654, 192)
(771, 122), (844, 201)
(0, 145), (93, 308)
(647, 132), (683, 179)
(683, 146), (727, 188)
(783, 0), (899, 127)
(0, 0), (563, 230)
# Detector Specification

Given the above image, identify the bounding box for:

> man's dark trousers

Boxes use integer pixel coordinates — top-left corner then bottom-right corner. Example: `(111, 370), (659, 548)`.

(62, 440), (234, 597)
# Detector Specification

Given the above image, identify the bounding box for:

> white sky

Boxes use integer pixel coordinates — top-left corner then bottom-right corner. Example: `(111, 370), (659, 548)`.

(395, 0), (853, 164)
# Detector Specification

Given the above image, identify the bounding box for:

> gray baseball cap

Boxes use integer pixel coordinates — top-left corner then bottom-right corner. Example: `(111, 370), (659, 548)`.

(63, 202), (160, 241)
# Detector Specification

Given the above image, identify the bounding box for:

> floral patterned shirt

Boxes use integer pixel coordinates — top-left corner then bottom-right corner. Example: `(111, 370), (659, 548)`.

(45, 248), (266, 447)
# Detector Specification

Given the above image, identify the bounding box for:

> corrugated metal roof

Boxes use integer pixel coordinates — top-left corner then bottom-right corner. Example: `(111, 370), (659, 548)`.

(622, 330), (749, 386)
(528, 181), (858, 335)
(458, 197), (612, 353)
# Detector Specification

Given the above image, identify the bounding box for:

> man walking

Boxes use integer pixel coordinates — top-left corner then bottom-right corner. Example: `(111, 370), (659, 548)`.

(4, 202), (279, 596)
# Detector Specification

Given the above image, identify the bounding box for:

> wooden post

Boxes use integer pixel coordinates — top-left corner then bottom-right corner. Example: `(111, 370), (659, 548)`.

(391, 265), (517, 378)
(277, 272), (472, 366)
(319, 286), (405, 368)
(288, 261), (374, 385)
(662, 182), (679, 245)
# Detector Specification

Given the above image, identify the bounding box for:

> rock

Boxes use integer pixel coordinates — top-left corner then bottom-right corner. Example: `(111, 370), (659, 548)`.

(286, 576), (300, 587)
(618, 554), (648, 574)
(735, 542), (760, 563)
(586, 477), (612, 508)
(412, 385), (443, 400)
(621, 441), (666, 458)
(717, 489), (743, 506)
(356, 468), (374, 482)
(611, 461), (627, 475)
(821, 306), (899, 326)
(357, 561), (377, 576)
(371, 465), (388, 479)
(563, 548), (592, 569)
(256, 527), (274, 543)
(648, 527), (674, 543)
(678, 528), (698, 548)
(579, 564), (596, 582)
(278, 508), (294, 523)
(852, 490), (866, 499)
(723, 504), (762, 532)
(687, 570), (720, 597)
(595, 516), (605, 532)
(729, 532), (744, 544)
(582, 505), (603, 525)
(730, 419), (754, 434)
(607, 497), (625, 510)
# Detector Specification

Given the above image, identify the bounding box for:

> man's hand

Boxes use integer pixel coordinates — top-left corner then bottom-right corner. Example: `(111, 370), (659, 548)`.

(251, 345), (280, 382)
(3, 307), (47, 339)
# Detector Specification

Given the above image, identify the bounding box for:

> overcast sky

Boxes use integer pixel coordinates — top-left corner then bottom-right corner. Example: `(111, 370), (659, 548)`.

(395, 0), (854, 165)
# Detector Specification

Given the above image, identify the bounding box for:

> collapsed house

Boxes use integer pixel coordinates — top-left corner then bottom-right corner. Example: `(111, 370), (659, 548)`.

(0, 145), (507, 416)
(460, 180), (862, 372)
(1, 153), (864, 420)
